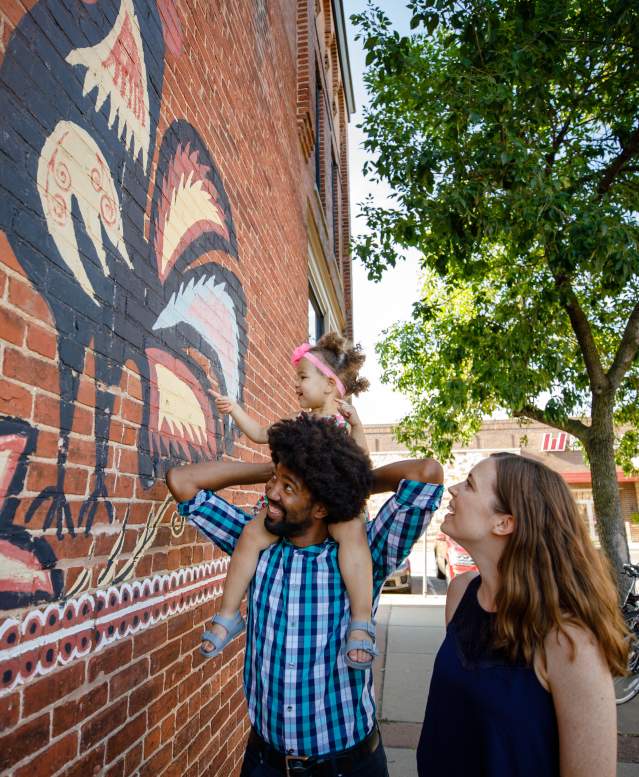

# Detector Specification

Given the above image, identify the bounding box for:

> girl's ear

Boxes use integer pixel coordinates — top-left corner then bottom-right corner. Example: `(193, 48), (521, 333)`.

(494, 513), (515, 536)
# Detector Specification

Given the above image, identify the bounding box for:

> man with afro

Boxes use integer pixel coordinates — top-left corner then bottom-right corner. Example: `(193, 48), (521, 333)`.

(167, 413), (443, 777)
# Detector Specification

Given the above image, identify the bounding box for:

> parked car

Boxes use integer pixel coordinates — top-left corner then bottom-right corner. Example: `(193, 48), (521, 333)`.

(382, 557), (411, 593)
(434, 532), (477, 582)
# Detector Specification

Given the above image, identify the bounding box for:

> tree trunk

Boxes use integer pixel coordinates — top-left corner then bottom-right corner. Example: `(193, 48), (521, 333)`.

(586, 395), (630, 596)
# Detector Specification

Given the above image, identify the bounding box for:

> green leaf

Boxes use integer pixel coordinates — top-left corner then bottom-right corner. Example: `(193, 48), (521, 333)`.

(426, 12), (439, 34)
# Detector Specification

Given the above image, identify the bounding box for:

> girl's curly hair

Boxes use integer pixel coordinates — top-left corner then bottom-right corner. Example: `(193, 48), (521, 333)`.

(267, 413), (373, 523)
(309, 332), (370, 396)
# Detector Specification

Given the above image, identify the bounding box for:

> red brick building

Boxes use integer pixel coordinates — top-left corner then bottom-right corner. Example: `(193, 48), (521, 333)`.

(0, 1), (354, 774)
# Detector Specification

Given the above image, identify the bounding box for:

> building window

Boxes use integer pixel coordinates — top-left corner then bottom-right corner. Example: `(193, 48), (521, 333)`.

(331, 150), (339, 259)
(315, 68), (322, 195)
(308, 285), (325, 343)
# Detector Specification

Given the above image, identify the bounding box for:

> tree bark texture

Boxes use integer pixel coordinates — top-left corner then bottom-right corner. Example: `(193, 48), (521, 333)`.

(586, 395), (630, 596)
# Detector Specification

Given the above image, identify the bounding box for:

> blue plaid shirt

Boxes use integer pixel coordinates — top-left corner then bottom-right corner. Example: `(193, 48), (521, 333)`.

(178, 479), (443, 757)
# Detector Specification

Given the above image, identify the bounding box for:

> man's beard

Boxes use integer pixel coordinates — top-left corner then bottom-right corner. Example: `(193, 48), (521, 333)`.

(264, 507), (314, 538)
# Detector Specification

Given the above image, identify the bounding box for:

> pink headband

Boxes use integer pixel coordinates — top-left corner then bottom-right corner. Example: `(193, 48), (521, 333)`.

(291, 343), (346, 398)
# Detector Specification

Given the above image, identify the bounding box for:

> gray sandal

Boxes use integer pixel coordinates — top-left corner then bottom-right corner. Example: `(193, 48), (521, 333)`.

(200, 611), (246, 658)
(345, 620), (378, 670)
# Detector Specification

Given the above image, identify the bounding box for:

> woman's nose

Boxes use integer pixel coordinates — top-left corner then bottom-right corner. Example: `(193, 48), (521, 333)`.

(448, 483), (459, 497)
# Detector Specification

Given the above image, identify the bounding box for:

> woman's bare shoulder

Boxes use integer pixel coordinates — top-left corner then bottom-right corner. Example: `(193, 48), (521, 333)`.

(445, 571), (479, 625)
(543, 620), (611, 688)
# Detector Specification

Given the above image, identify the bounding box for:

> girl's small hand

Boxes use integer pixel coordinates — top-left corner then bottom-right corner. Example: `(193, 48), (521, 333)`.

(212, 391), (236, 415)
(336, 399), (361, 427)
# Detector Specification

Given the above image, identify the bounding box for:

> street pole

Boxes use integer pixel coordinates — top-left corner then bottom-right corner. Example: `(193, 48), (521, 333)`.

(423, 532), (428, 596)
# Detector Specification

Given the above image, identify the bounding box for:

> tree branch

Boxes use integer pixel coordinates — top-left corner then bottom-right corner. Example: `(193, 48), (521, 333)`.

(545, 115), (572, 174)
(552, 271), (609, 393)
(608, 300), (639, 389)
(513, 405), (590, 441)
(597, 125), (639, 198)
(576, 165), (639, 189)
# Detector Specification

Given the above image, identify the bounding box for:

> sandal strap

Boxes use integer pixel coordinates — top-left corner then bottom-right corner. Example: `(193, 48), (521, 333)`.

(345, 637), (378, 657)
(349, 620), (376, 639)
(211, 611), (244, 632)
(200, 611), (245, 658)
(201, 630), (226, 652)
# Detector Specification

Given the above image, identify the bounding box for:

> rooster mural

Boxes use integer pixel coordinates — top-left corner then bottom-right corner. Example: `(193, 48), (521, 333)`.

(0, 0), (247, 607)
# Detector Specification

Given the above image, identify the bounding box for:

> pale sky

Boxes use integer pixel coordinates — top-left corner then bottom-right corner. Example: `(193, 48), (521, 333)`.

(345, 2), (418, 424)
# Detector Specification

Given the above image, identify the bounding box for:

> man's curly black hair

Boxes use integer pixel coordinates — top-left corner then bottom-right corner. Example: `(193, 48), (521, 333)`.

(267, 413), (373, 523)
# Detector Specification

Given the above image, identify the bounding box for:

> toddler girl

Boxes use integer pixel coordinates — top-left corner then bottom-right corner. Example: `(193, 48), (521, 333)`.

(201, 332), (376, 670)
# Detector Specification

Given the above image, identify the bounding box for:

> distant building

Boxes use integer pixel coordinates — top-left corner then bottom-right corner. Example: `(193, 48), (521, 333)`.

(365, 420), (639, 542)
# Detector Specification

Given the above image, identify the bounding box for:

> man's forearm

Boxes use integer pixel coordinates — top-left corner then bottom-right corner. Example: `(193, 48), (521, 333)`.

(371, 458), (443, 494)
(166, 460), (274, 503)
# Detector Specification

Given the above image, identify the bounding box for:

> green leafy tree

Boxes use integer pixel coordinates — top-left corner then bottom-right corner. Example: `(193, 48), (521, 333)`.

(352, 0), (639, 584)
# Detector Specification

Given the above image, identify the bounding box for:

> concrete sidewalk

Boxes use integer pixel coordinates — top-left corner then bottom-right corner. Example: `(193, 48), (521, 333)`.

(375, 595), (639, 777)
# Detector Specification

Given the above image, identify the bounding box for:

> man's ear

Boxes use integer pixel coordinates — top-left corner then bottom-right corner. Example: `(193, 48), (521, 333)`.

(311, 502), (328, 521)
(494, 513), (515, 536)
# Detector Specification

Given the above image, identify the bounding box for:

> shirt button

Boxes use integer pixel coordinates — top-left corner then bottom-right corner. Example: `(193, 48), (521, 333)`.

(287, 749), (294, 755)
(287, 705), (293, 711)
(288, 662), (294, 668)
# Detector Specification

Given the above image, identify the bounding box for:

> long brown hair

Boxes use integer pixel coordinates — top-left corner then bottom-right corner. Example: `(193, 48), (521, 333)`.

(490, 452), (628, 675)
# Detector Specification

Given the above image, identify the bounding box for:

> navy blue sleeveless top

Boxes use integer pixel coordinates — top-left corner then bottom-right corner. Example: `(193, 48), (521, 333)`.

(417, 576), (559, 777)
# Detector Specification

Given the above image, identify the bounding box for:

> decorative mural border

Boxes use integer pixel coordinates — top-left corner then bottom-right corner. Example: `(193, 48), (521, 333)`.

(0, 558), (229, 697)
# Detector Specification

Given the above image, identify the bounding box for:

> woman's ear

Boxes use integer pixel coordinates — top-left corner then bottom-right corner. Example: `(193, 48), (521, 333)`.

(494, 513), (515, 536)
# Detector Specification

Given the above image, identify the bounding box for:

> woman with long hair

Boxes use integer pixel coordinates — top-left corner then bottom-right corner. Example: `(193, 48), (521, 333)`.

(417, 452), (628, 777)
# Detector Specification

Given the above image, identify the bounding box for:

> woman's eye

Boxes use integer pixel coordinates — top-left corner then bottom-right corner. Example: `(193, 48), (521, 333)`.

(285, 484), (293, 493)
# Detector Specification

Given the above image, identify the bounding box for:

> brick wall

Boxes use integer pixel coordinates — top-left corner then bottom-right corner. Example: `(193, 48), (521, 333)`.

(0, 1), (351, 775)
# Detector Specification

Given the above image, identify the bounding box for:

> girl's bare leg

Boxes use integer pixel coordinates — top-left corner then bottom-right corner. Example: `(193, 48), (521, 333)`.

(328, 518), (374, 664)
(203, 512), (275, 651)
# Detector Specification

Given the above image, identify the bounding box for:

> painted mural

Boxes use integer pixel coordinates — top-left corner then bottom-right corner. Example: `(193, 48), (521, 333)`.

(0, 555), (231, 695)
(0, 0), (248, 631)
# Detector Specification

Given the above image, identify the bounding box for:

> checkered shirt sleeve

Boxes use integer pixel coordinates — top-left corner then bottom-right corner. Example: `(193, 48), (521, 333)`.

(368, 479), (444, 583)
(177, 488), (251, 556)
